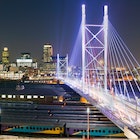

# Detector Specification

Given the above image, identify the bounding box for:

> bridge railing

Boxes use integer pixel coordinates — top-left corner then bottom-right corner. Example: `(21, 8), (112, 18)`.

(59, 76), (140, 133)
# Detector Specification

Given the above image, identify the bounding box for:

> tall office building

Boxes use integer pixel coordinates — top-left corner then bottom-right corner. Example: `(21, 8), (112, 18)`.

(2, 47), (10, 64)
(43, 44), (53, 63)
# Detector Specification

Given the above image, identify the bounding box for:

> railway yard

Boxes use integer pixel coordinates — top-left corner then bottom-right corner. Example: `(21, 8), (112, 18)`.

(0, 80), (126, 138)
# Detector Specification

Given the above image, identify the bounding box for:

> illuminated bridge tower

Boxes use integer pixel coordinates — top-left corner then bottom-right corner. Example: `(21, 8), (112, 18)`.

(57, 54), (68, 79)
(82, 4), (108, 92)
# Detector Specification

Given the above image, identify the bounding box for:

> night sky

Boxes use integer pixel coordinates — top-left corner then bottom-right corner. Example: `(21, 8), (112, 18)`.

(0, 0), (140, 63)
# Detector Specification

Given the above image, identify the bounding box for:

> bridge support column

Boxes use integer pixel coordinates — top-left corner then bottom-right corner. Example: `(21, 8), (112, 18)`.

(57, 54), (60, 78)
(103, 5), (108, 92)
(82, 4), (86, 92)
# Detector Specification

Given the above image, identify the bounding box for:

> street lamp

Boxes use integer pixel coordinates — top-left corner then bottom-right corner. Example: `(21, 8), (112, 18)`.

(0, 108), (1, 134)
(87, 107), (90, 140)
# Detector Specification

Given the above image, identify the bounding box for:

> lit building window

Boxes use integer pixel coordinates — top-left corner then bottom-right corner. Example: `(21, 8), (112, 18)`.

(53, 96), (57, 99)
(2, 95), (6, 98)
(8, 95), (12, 98)
(20, 95), (24, 99)
(40, 96), (44, 98)
(27, 95), (32, 99)
(33, 95), (38, 98)
(13, 95), (16, 98)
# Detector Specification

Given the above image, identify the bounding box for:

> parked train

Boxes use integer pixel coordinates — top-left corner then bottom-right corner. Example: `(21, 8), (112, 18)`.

(1, 123), (125, 138)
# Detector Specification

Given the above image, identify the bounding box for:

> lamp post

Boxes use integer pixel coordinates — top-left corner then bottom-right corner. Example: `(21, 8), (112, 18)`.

(87, 107), (90, 140)
(0, 108), (1, 134)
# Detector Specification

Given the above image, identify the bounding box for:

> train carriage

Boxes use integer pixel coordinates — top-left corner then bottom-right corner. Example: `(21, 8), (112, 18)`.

(66, 126), (124, 137)
(1, 124), (64, 136)
(1, 123), (125, 138)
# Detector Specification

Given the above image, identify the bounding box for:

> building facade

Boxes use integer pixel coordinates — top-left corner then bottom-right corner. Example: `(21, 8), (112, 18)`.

(2, 47), (10, 64)
(43, 44), (53, 63)
(16, 53), (37, 68)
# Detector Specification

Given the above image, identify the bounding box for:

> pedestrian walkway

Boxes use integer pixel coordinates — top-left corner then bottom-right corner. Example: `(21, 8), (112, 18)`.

(0, 135), (129, 140)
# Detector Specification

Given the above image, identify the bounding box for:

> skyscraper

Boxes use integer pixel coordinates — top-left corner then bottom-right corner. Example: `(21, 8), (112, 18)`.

(2, 47), (10, 64)
(43, 44), (53, 63)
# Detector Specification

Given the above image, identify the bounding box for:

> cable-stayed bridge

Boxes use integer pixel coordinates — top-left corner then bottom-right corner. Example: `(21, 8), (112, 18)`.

(57, 4), (140, 139)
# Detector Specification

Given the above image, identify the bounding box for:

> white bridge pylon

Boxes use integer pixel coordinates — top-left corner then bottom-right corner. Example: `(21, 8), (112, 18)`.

(57, 54), (68, 79)
(82, 4), (108, 92)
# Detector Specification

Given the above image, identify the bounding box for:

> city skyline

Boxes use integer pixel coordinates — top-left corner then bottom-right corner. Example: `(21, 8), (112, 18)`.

(0, 0), (140, 63)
